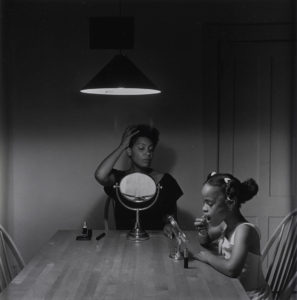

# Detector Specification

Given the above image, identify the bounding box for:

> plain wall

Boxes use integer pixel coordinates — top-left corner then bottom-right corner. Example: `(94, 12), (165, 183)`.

(1, 0), (295, 263)
(0, 0), (11, 230)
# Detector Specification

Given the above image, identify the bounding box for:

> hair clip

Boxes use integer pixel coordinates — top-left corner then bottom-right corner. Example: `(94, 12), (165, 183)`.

(224, 178), (231, 184)
(211, 172), (216, 176)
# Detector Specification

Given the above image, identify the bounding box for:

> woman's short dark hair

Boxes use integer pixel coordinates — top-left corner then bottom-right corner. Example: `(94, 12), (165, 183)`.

(205, 172), (259, 207)
(129, 124), (160, 148)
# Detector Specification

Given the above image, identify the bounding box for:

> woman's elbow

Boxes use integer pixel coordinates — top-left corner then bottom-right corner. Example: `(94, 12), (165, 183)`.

(94, 170), (105, 185)
(94, 170), (113, 187)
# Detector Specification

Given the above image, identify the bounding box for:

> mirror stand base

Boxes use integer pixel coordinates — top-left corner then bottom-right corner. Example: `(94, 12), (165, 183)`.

(126, 223), (150, 242)
(169, 248), (184, 260)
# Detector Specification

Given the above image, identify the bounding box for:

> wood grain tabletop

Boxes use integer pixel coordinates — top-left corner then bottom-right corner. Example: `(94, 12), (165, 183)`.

(0, 230), (249, 300)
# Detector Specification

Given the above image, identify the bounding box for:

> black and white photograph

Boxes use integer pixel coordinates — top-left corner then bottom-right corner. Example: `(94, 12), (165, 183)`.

(0, 0), (296, 299)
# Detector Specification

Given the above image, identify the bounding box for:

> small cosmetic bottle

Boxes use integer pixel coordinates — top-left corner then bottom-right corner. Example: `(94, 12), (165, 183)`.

(82, 222), (88, 235)
(184, 248), (188, 268)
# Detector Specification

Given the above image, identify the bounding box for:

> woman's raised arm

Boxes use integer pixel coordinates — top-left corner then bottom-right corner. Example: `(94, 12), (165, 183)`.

(94, 126), (139, 186)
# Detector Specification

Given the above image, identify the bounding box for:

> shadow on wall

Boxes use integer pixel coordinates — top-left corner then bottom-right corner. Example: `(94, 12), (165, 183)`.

(177, 206), (197, 231)
(87, 194), (109, 230)
(151, 143), (177, 175)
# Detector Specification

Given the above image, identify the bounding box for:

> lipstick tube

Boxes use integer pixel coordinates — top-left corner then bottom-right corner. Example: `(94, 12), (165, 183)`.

(184, 248), (188, 268)
(83, 221), (88, 235)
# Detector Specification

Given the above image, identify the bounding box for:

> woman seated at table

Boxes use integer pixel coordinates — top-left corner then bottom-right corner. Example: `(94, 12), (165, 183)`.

(95, 124), (183, 238)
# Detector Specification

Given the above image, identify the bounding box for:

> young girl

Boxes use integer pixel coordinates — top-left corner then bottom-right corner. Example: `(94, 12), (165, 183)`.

(194, 172), (272, 300)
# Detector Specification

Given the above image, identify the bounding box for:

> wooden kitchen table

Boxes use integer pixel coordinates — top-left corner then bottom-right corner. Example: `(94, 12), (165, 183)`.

(0, 230), (249, 300)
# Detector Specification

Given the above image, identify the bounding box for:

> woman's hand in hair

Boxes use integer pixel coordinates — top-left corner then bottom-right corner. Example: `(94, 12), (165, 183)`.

(120, 125), (139, 148)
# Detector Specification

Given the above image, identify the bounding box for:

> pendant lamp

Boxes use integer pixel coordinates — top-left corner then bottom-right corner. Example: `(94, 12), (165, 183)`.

(80, 1), (161, 95)
(80, 54), (161, 95)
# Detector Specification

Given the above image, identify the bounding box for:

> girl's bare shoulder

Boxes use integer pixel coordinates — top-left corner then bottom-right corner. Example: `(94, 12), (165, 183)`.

(234, 224), (261, 254)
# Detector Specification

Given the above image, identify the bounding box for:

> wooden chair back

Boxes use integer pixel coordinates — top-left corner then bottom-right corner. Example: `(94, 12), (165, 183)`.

(104, 196), (116, 231)
(261, 208), (297, 300)
(0, 225), (26, 292)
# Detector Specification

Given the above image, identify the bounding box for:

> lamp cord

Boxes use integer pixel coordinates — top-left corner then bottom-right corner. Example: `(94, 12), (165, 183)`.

(119, 0), (122, 55)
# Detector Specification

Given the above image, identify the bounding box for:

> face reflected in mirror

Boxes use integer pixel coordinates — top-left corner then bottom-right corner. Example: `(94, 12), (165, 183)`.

(119, 173), (156, 202)
(126, 137), (155, 169)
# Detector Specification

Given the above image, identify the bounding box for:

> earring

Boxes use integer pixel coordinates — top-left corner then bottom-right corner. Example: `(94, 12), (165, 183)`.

(128, 157), (131, 165)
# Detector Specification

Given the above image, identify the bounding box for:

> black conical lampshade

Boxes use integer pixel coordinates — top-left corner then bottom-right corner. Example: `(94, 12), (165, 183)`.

(80, 54), (161, 95)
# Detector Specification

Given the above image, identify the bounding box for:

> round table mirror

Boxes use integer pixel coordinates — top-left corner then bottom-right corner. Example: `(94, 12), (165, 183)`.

(119, 172), (156, 202)
(114, 172), (162, 242)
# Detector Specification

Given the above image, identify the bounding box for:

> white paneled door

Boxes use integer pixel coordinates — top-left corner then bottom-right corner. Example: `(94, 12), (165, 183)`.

(203, 25), (296, 274)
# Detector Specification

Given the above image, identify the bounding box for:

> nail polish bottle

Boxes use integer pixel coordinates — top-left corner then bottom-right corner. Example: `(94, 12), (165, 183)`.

(83, 221), (88, 235)
(184, 248), (188, 268)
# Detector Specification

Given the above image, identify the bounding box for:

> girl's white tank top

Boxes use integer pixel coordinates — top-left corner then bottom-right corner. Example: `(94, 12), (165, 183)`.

(218, 223), (266, 291)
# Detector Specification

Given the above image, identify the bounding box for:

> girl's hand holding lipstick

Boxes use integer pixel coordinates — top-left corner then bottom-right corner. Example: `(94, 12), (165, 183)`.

(194, 215), (209, 236)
